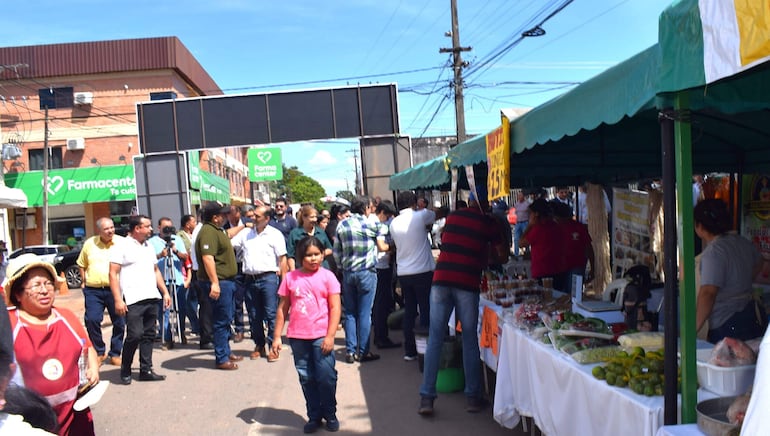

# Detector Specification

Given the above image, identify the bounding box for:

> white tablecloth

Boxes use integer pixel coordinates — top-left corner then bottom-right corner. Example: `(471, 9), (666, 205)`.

(493, 322), (666, 435)
(654, 424), (704, 436)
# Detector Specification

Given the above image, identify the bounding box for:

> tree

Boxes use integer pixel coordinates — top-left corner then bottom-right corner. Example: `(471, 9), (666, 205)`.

(279, 165), (326, 206)
(336, 190), (355, 203)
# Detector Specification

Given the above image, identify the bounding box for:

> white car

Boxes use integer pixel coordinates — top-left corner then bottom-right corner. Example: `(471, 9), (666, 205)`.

(9, 244), (71, 264)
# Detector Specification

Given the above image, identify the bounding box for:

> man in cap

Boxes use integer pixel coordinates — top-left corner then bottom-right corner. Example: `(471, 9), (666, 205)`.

(196, 202), (243, 370)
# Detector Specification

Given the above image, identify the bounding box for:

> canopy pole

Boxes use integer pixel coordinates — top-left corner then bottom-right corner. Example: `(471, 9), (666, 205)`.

(659, 108), (679, 425)
(674, 92), (697, 424)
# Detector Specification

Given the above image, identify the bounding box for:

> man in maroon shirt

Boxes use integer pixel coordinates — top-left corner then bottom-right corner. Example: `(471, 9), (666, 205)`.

(418, 194), (506, 416)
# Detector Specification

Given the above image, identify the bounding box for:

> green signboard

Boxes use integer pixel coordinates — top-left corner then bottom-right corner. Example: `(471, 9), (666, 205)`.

(5, 165), (136, 207)
(199, 170), (230, 203)
(248, 147), (282, 181)
(188, 151), (202, 189)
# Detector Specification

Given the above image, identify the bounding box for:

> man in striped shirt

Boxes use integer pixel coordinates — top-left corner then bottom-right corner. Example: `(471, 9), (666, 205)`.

(418, 194), (507, 416)
(333, 196), (389, 364)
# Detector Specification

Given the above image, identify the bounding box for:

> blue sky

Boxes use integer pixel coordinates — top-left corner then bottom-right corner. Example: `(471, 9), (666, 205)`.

(1, 0), (674, 195)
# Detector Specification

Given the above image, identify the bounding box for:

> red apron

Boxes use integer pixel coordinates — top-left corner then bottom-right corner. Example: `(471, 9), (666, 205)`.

(11, 308), (95, 436)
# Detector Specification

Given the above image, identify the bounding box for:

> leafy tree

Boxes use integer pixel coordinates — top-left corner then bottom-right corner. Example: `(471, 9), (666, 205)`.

(279, 165), (326, 206)
(336, 190), (355, 203)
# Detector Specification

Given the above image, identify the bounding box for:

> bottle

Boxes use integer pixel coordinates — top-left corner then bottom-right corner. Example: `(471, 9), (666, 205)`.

(78, 339), (88, 389)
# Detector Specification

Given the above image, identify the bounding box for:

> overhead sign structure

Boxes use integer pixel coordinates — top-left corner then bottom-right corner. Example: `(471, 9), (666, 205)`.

(6, 165), (135, 207)
(248, 147), (283, 182)
(486, 115), (511, 201)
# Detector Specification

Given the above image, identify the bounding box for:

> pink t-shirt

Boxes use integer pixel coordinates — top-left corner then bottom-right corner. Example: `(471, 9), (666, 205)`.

(278, 267), (340, 340)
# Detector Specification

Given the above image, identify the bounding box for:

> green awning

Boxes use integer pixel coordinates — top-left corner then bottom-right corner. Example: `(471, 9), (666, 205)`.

(388, 155), (449, 191)
(447, 133), (488, 168)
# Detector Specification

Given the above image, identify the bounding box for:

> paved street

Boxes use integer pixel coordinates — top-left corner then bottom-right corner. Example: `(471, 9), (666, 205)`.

(54, 288), (527, 435)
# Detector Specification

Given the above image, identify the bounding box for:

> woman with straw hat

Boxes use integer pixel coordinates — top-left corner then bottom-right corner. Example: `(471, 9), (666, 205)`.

(5, 253), (98, 435)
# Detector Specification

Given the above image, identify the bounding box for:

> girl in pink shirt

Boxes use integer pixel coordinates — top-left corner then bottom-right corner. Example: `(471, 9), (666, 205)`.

(272, 236), (342, 433)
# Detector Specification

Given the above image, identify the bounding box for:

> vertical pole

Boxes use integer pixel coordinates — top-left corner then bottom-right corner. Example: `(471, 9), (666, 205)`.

(674, 92), (697, 423)
(660, 109), (679, 424)
(450, 0), (466, 145)
(42, 106), (49, 245)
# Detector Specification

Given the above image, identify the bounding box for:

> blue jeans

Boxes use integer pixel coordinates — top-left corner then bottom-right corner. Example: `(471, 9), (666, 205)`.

(420, 284), (482, 400)
(83, 286), (125, 358)
(514, 221), (528, 256)
(185, 285), (200, 335)
(157, 283), (186, 341)
(244, 273), (279, 348)
(200, 279), (235, 364)
(290, 337), (338, 422)
(341, 269), (377, 356)
(399, 271), (432, 356)
(233, 274), (246, 334)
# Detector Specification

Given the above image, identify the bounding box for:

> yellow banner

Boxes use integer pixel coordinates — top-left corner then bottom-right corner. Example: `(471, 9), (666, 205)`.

(486, 116), (510, 201)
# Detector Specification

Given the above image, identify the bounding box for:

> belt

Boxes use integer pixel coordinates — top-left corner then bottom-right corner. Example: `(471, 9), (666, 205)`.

(86, 285), (110, 290)
(243, 271), (276, 280)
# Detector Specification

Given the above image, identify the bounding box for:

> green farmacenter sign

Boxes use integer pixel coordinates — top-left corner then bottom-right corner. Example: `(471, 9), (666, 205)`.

(5, 165), (136, 207)
(248, 147), (282, 182)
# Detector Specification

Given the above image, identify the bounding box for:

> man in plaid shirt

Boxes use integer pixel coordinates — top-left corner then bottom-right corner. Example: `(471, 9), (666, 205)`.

(333, 195), (389, 364)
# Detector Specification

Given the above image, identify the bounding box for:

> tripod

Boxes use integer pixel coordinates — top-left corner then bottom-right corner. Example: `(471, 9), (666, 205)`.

(161, 242), (183, 345)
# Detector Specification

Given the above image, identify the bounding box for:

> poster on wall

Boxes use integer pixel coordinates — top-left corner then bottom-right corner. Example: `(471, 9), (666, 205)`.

(612, 188), (655, 278)
(741, 174), (770, 284)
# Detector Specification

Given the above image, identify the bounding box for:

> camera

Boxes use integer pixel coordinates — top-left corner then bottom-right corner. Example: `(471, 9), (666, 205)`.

(161, 225), (176, 243)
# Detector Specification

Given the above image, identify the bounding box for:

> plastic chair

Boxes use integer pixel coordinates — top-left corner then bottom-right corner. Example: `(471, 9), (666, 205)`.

(602, 278), (630, 306)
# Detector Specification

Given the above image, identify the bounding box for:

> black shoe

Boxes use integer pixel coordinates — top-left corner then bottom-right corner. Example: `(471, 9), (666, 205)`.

(418, 397), (434, 416)
(325, 417), (340, 432)
(465, 396), (489, 413)
(345, 353), (356, 364)
(161, 341), (174, 351)
(375, 339), (402, 349)
(358, 352), (380, 362)
(138, 371), (166, 382)
(119, 375), (132, 385)
(199, 342), (215, 350)
(303, 420), (322, 434)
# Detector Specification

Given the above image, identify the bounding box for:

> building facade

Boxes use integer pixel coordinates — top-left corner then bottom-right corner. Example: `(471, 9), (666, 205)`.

(0, 37), (250, 248)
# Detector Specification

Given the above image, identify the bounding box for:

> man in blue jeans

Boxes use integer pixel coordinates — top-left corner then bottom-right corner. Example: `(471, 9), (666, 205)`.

(77, 217), (126, 366)
(231, 204), (287, 362)
(418, 194), (507, 416)
(333, 196), (389, 364)
(196, 202), (243, 371)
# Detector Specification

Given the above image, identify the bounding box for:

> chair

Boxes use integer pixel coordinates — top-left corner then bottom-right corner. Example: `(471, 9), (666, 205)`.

(602, 278), (630, 306)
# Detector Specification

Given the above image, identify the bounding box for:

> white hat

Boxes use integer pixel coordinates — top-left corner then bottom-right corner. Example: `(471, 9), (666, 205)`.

(4, 253), (63, 306)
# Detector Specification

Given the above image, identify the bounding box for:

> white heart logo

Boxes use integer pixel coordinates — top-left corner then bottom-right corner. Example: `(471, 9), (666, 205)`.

(42, 176), (65, 196)
(257, 151), (272, 164)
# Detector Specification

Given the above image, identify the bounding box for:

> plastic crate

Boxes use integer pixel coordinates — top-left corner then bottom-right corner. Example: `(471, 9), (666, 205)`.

(696, 349), (756, 396)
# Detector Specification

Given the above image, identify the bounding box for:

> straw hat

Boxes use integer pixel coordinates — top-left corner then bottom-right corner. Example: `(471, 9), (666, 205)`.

(4, 253), (63, 306)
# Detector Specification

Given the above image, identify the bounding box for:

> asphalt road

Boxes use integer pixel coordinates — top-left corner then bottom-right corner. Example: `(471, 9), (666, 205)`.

(54, 288), (529, 435)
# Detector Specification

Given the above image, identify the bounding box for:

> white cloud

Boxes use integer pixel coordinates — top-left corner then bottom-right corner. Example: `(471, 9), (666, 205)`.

(308, 150), (337, 166)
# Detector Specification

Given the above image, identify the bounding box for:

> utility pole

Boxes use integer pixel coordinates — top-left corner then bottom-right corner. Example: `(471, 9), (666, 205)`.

(440, 0), (471, 146)
(346, 148), (361, 195)
(42, 106), (49, 245)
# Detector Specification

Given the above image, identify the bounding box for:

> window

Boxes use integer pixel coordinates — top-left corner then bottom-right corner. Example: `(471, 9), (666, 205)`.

(150, 91), (177, 101)
(38, 87), (74, 109)
(29, 147), (63, 171)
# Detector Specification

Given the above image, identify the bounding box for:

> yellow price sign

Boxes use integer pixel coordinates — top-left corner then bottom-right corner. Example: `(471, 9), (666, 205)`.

(486, 119), (510, 202)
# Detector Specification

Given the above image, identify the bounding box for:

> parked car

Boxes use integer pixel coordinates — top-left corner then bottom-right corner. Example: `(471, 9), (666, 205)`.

(54, 249), (82, 289)
(8, 245), (83, 289)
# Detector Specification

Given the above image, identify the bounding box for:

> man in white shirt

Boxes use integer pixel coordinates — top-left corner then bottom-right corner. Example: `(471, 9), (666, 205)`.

(231, 205), (287, 362)
(109, 215), (171, 384)
(389, 191), (436, 361)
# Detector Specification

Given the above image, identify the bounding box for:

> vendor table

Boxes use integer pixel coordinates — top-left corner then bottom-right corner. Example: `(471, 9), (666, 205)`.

(493, 322), (666, 435)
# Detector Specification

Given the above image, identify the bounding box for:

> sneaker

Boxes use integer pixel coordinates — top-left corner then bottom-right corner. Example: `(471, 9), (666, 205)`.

(303, 419), (322, 434)
(358, 352), (380, 362)
(324, 417), (340, 432)
(403, 354), (418, 361)
(345, 353), (356, 364)
(418, 397), (434, 416)
(465, 396), (489, 413)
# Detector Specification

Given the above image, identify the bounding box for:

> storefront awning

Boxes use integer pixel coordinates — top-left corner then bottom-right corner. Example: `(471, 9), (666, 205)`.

(388, 155), (449, 191)
(5, 165), (135, 207)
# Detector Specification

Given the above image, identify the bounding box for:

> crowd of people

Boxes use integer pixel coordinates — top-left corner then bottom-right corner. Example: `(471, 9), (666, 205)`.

(0, 191), (573, 434)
